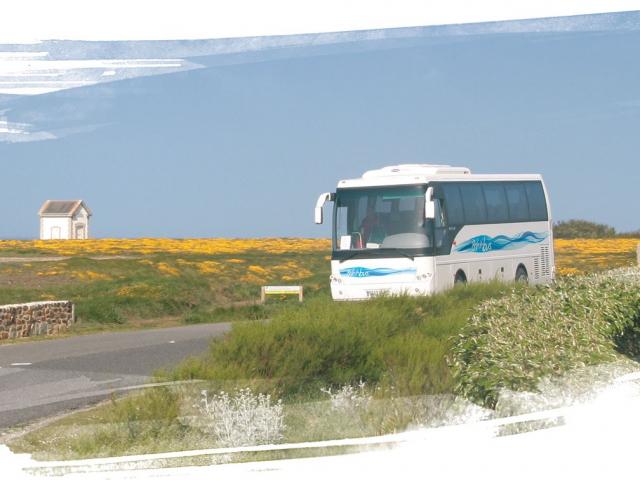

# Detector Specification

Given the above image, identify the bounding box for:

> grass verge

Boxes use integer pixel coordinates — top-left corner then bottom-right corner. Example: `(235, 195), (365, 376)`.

(9, 269), (640, 461)
(9, 283), (508, 459)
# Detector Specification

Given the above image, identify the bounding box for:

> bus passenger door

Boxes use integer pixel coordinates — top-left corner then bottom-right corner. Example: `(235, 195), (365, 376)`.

(433, 198), (447, 251)
(433, 198), (455, 291)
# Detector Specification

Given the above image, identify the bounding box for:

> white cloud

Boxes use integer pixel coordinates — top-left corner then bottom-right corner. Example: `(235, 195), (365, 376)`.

(0, 117), (56, 142)
(0, 53), (200, 96)
(1, 8), (637, 98)
(0, 0), (639, 42)
(0, 5), (637, 143)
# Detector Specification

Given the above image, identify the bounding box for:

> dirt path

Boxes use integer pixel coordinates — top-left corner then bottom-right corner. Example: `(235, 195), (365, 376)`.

(0, 255), (141, 263)
(0, 256), (69, 263)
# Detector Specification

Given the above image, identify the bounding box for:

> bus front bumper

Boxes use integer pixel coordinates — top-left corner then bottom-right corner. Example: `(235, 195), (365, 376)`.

(330, 281), (432, 301)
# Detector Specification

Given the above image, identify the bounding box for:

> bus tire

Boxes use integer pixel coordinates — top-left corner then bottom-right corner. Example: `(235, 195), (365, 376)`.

(454, 270), (467, 286)
(515, 265), (529, 284)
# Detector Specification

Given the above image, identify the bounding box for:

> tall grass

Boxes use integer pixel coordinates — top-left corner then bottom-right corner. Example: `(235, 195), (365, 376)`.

(166, 283), (514, 399)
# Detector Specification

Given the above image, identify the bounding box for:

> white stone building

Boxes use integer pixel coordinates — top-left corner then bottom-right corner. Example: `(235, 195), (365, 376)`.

(38, 200), (92, 240)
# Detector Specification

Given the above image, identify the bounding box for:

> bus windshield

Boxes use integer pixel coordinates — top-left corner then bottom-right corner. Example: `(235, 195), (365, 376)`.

(333, 185), (432, 253)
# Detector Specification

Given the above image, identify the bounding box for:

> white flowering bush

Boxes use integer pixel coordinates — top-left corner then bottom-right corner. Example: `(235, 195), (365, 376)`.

(321, 380), (373, 413)
(196, 388), (284, 447)
(451, 268), (640, 408)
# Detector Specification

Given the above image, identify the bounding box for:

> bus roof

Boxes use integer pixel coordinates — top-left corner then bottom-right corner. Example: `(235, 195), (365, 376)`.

(336, 164), (543, 189)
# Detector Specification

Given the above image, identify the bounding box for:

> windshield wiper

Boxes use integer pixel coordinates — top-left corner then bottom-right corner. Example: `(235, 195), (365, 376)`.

(338, 250), (367, 263)
(395, 250), (415, 261)
(338, 249), (415, 263)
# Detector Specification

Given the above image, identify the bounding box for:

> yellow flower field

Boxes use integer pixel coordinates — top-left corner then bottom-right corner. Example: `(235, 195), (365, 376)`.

(554, 238), (639, 275)
(0, 236), (637, 330)
(0, 237), (637, 278)
(0, 238), (331, 256)
(554, 238), (640, 255)
(0, 240), (334, 327)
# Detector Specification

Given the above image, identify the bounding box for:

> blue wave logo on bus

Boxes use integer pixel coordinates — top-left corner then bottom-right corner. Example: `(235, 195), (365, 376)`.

(340, 267), (417, 278)
(455, 231), (548, 253)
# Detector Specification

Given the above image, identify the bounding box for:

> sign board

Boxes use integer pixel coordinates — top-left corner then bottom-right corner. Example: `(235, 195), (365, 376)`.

(261, 285), (303, 303)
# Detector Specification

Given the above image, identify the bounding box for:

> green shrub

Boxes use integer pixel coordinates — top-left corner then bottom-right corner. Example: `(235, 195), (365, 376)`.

(75, 298), (125, 324)
(450, 268), (640, 408)
(103, 387), (184, 444)
(167, 283), (512, 399)
(553, 219), (616, 238)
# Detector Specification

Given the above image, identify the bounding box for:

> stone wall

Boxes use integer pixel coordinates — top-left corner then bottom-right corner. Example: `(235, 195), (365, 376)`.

(0, 301), (74, 340)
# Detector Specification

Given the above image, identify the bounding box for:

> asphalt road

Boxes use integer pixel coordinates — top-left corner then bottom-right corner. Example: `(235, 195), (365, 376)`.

(0, 323), (231, 430)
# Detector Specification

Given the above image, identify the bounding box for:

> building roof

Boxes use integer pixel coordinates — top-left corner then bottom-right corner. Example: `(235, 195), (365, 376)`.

(39, 200), (92, 217)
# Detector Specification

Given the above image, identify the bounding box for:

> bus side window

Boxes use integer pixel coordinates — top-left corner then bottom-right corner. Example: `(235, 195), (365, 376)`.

(525, 182), (548, 221)
(505, 183), (530, 222)
(441, 184), (465, 225)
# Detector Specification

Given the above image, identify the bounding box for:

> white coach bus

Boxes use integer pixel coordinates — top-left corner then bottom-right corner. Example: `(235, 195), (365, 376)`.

(315, 164), (555, 300)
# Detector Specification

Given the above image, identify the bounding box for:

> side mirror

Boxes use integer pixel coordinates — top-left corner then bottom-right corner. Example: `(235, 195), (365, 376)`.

(315, 192), (332, 224)
(425, 187), (435, 220)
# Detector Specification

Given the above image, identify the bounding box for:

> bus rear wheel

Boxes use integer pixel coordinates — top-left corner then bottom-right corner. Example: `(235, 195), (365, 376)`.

(515, 265), (529, 284)
(454, 270), (467, 286)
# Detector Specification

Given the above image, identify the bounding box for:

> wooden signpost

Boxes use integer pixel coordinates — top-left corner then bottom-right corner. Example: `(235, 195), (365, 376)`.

(260, 285), (304, 303)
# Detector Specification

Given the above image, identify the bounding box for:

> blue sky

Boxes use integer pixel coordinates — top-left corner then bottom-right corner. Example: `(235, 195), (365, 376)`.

(1, 12), (639, 238)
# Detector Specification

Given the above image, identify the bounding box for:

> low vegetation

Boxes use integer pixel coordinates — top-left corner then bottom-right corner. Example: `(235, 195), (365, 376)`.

(553, 219), (618, 238)
(4, 236), (640, 462)
(10, 283), (508, 459)
(165, 284), (513, 398)
(553, 237), (638, 276)
(451, 268), (640, 407)
(196, 388), (285, 447)
(11, 265), (640, 461)
(553, 219), (640, 239)
(0, 248), (330, 330)
(0, 238), (331, 257)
